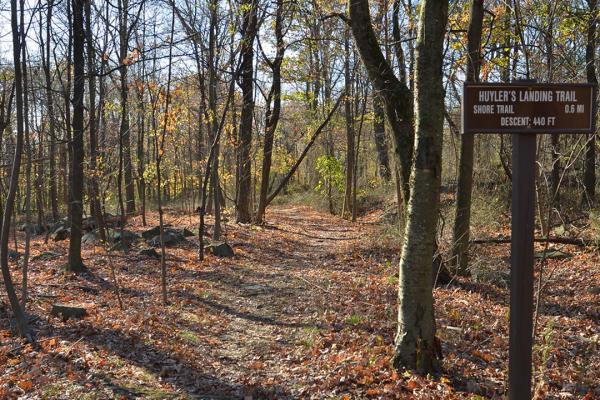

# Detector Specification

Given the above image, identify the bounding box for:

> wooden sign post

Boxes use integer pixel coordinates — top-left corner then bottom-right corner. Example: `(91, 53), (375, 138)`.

(462, 81), (595, 400)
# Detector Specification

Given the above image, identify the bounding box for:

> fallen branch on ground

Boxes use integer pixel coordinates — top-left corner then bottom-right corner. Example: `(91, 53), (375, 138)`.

(472, 237), (593, 247)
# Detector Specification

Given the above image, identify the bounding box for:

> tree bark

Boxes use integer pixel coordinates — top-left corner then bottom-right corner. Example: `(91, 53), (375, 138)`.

(451, 0), (483, 275)
(342, 27), (355, 218)
(1, 0), (30, 339)
(235, 0), (258, 223)
(392, 0), (447, 374)
(67, 0), (86, 272)
(85, 0), (106, 242)
(583, 0), (598, 205)
(42, 2), (59, 221)
(256, 0), (284, 223)
(372, 95), (391, 181)
(119, 0), (136, 215)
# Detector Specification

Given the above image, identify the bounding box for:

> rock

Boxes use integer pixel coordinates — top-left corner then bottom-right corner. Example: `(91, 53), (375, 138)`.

(81, 231), (100, 245)
(205, 241), (234, 257)
(50, 304), (88, 320)
(48, 219), (68, 232)
(81, 217), (97, 232)
(181, 228), (195, 237)
(50, 227), (70, 241)
(114, 229), (140, 244)
(142, 226), (162, 239)
(105, 228), (140, 245)
(137, 248), (160, 259)
(110, 240), (131, 252)
(147, 230), (187, 247)
(18, 223), (46, 235)
(142, 225), (171, 239)
(142, 225), (193, 240)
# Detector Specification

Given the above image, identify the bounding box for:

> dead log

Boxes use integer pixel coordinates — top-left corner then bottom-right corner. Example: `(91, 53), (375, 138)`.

(472, 237), (592, 247)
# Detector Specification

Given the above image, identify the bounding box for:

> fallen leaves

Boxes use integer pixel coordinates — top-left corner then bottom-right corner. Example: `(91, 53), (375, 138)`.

(0, 206), (598, 399)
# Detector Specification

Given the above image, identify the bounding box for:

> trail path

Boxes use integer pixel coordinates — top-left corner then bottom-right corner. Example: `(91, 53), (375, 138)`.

(194, 206), (371, 399)
(4, 205), (598, 399)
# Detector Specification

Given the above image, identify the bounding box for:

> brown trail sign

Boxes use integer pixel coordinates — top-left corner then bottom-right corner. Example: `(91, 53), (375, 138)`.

(462, 81), (596, 400)
(463, 83), (595, 134)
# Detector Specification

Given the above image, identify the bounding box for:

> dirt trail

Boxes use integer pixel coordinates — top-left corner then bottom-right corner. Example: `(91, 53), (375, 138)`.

(3, 204), (599, 399)
(0, 205), (380, 400)
(198, 206), (371, 399)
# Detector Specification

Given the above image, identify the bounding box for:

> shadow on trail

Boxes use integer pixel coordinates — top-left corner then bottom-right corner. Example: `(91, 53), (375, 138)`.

(32, 319), (291, 400)
(174, 288), (324, 330)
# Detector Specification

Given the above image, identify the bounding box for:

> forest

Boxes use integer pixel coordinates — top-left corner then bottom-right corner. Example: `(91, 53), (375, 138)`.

(0, 0), (599, 398)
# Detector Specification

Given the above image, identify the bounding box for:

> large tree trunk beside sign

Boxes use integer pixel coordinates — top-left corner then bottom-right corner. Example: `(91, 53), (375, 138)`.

(391, 0), (447, 373)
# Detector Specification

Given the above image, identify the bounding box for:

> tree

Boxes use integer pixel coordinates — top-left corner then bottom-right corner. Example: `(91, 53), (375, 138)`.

(85, 0), (106, 242)
(1, 0), (30, 339)
(342, 27), (355, 219)
(391, 0), (448, 373)
(256, 0), (285, 223)
(67, 0), (86, 273)
(583, 0), (597, 205)
(349, 0), (414, 206)
(41, 1), (59, 221)
(118, 0), (136, 215)
(451, 0), (484, 275)
(235, 0), (258, 223)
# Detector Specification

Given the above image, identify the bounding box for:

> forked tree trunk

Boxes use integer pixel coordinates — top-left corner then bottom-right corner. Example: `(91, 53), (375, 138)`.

(349, 0), (414, 206)
(256, 0), (284, 223)
(451, 0), (483, 275)
(392, 0), (448, 374)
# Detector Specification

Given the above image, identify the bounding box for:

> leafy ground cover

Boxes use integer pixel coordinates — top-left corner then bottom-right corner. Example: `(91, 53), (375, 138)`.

(0, 206), (598, 399)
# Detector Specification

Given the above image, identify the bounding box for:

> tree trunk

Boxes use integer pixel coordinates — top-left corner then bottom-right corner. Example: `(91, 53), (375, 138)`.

(43, 2), (58, 221)
(343, 27), (355, 219)
(392, 0), (448, 374)
(256, 0), (284, 223)
(86, 0), (106, 241)
(209, 0), (221, 240)
(349, 0), (414, 206)
(235, 0), (258, 223)
(583, 0), (597, 205)
(119, 0), (136, 215)
(451, 0), (483, 275)
(1, 0), (30, 339)
(372, 95), (391, 181)
(21, 14), (32, 307)
(67, 0), (86, 272)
